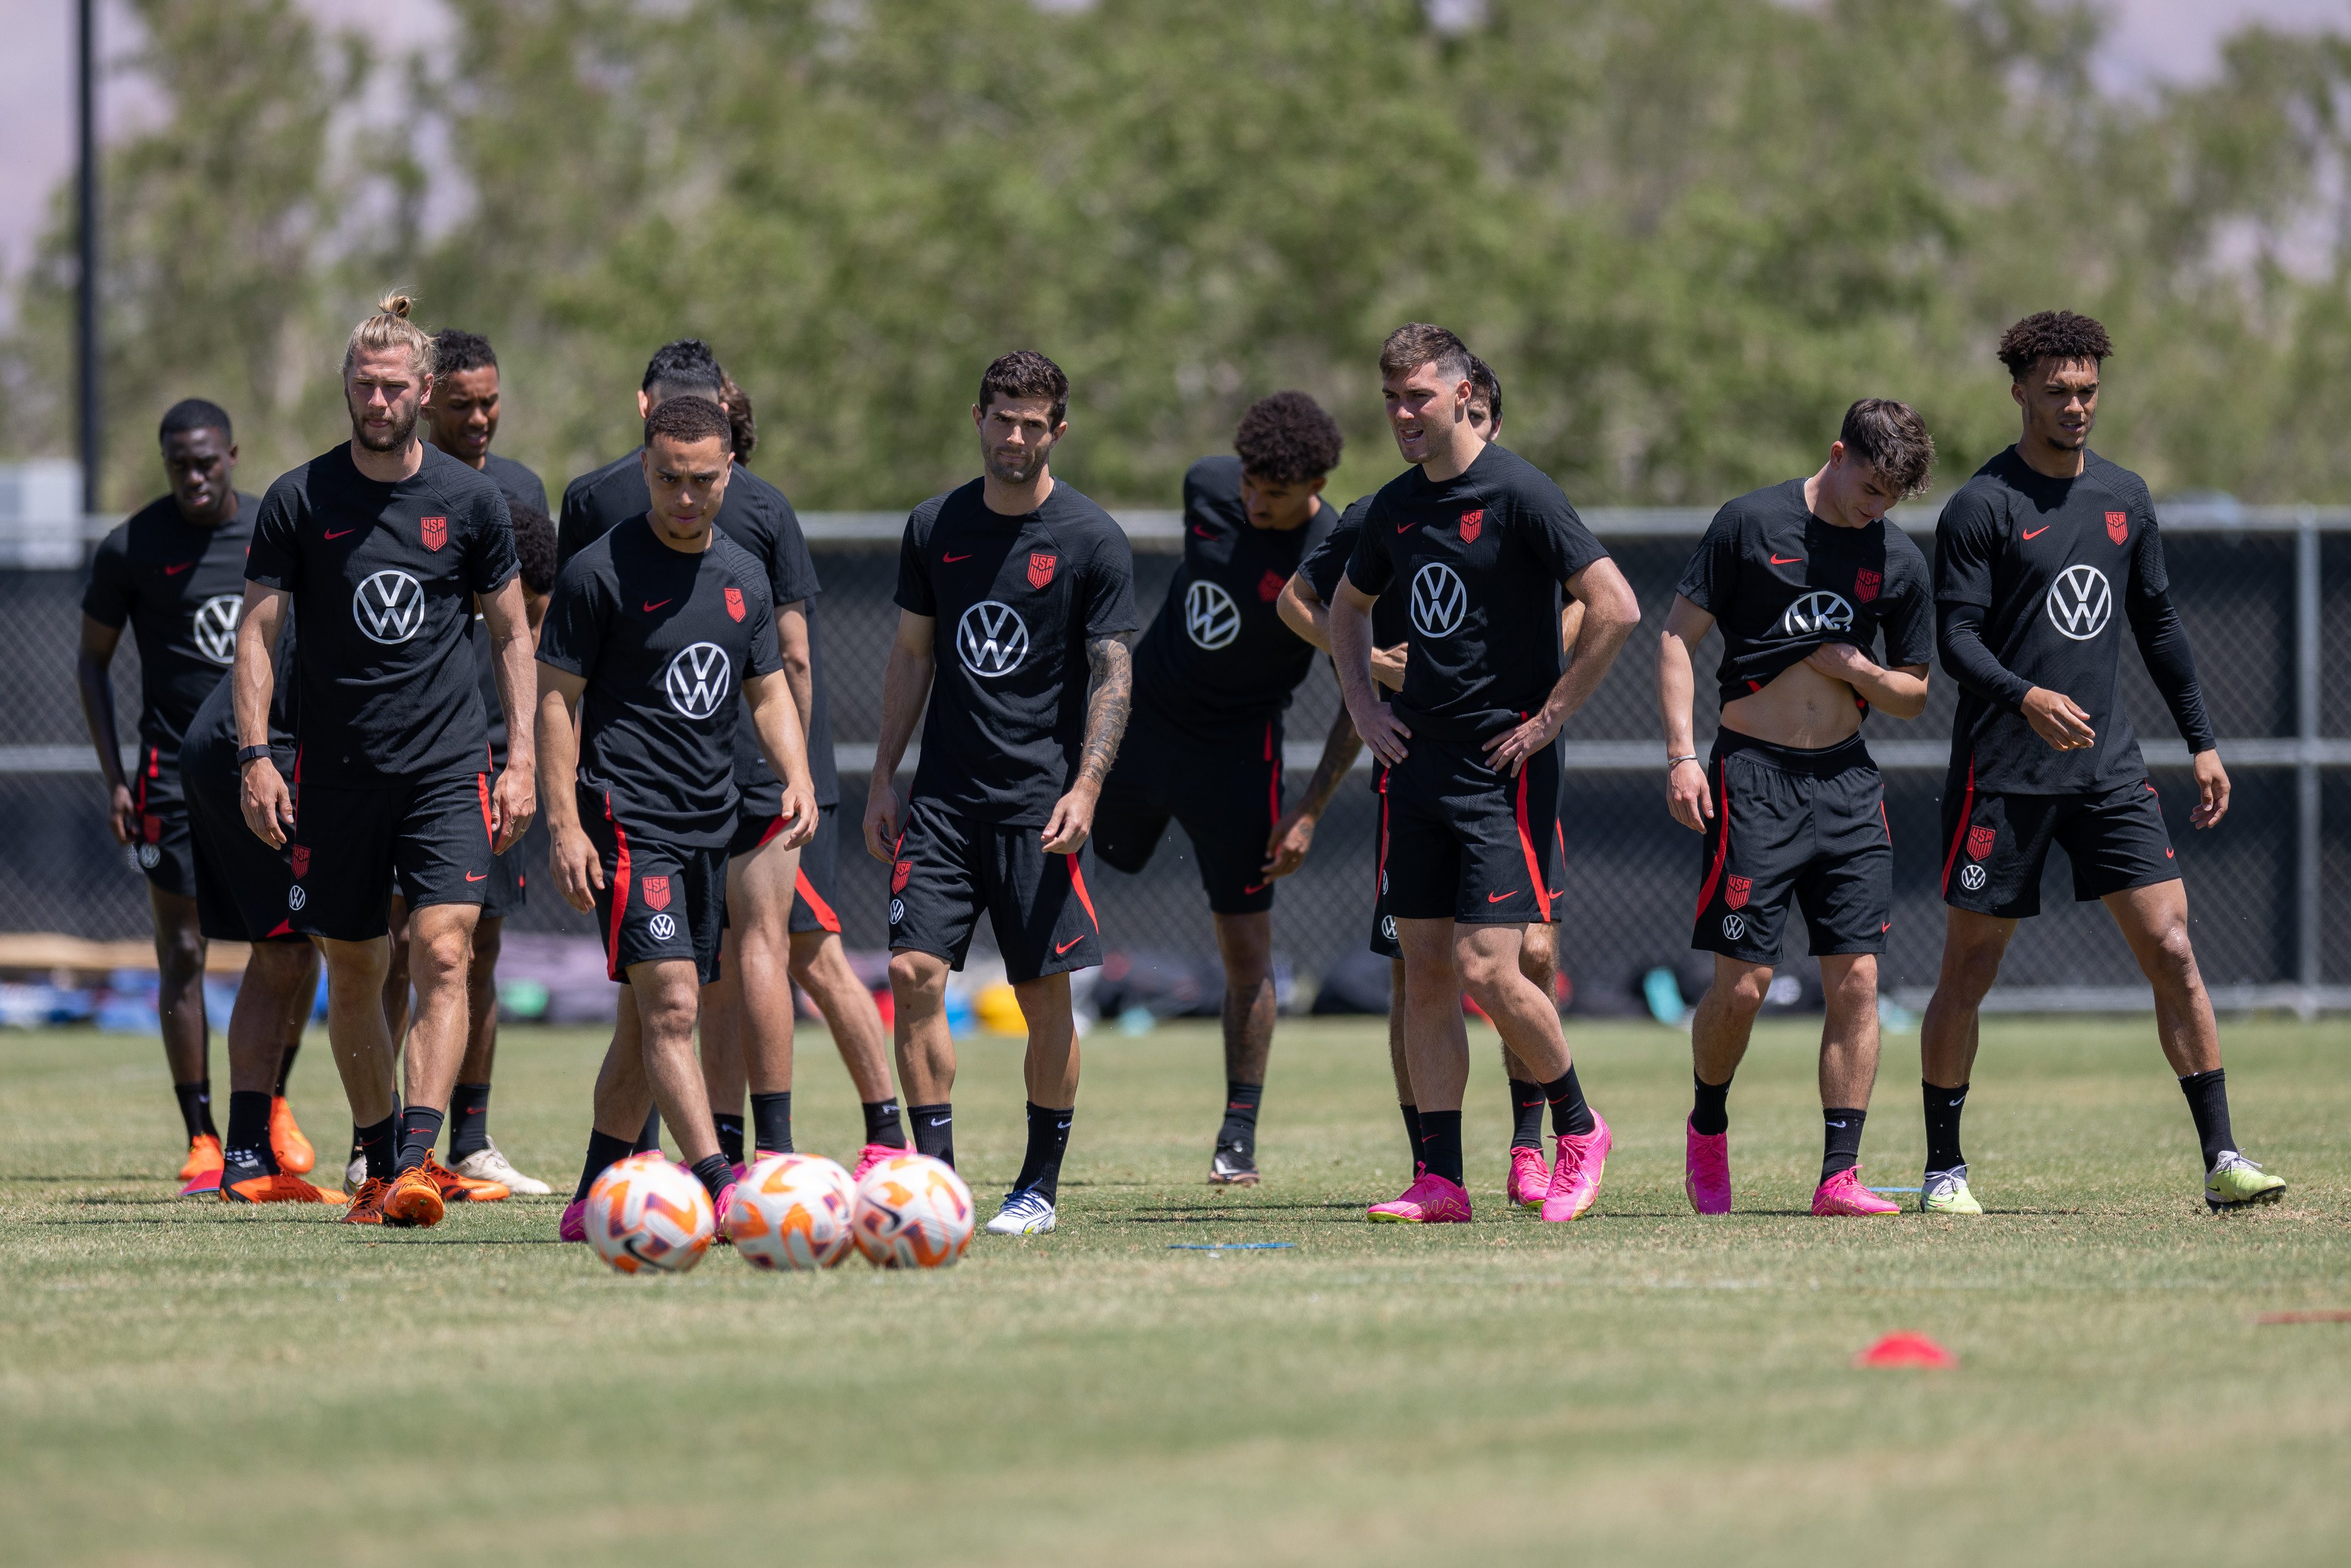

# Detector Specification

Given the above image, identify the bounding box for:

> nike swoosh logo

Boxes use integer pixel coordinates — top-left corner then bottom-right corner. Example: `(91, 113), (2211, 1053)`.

(323, 528), (358, 540)
(943, 552), (973, 562)
(1881, 923), (1891, 932)
(1486, 890), (1519, 902)
(1826, 1120), (1847, 1128)
(163, 561), (195, 575)
(2022, 525), (2051, 539)
(1192, 525), (1215, 538)
(1055, 936), (1085, 954)
(642, 599), (671, 612)
(1396, 522), (1414, 533)
(1241, 882), (1268, 894)
(1770, 555), (1802, 564)
(465, 872), (488, 882)
(926, 1116), (950, 1128)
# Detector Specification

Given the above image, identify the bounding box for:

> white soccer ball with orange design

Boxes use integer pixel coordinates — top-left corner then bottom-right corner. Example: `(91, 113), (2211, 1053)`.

(585, 1152), (716, 1275)
(726, 1153), (856, 1269)
(851, 1152), (974, 1269)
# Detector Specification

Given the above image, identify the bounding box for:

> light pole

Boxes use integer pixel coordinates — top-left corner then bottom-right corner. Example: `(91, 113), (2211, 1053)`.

(76, 0), (99, 515)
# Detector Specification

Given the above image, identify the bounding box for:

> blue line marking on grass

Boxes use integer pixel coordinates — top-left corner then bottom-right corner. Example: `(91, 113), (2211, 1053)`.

(1869, 1187), (1923, 1194)
(1167, 1242), (1298, 1251)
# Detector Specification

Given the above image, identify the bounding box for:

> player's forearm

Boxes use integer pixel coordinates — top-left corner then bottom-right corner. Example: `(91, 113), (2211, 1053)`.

(1845, 660), (1930, 719)
(869, 642), (932, 784)
(1656, 633), (1699, 760)
(1074, 635), (1131, 792)
(231, 593), (284, 751)
(2126, 591), (2218, 752)
(1277, 578), (1331, 653)
(749, 678), (815, 798)
(1328, 594), (1381, 723)
(534, 689), (582, 828)
(73, 652), (125, 789)
(494, 634), (538, 773)
(776, 604), (816, 738)
(1298, 705), (1362, 818)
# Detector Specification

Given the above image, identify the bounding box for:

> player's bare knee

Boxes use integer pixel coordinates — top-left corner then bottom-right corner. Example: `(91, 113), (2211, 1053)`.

(889, 951), (946, 1006)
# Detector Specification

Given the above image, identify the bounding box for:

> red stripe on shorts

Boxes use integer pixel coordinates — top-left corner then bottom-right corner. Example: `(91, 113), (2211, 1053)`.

(602, 792), (632, 981)
(1692, 757), (1733, 921)
(1940, 753), (1976, 897)
(476, 773), (493, 842)
(793, 868), (841, 933)
(1511, 734), (1552, 923)
(1068, 856), (1100, 933)
(1265, 721), (1280, 825)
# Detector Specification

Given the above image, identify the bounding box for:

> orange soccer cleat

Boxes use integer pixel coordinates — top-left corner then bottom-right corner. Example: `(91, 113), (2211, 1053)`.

(269, 1097), (316, 1175)
(343, 1177), (392, 1224)
(383, 1166), (447, 1228)
(178, 1133), (223, 1182)
(423, 1154), (507, 1204)
(222, 1172), (347, 1205)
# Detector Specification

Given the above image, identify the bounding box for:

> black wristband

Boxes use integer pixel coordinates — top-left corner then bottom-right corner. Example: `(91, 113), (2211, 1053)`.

(235, 745), (274, 768)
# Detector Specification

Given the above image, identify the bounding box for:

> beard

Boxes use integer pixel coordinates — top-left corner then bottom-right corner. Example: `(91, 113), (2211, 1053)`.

(349, 394), (420, 453)
(983, 443), (1047, 485)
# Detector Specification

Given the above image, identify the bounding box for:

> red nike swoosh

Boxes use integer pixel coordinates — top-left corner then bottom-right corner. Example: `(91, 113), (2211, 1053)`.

(1396, 522), (1414, 533)
(465, 872), (488, 882)
(2022, 526), (2051, 539)
(163, 561), (195, 575)
(1054, 936), (1084, 954)
(1486, 890), (1518, 902)
(943, 552), (973, 562)
(1192, 525), (1215, 538)
(1770, 555), (1802, 564)
(323, 528), (358, 540)
(642, 599), (671, 612)
(1241, 882), (1268, 894)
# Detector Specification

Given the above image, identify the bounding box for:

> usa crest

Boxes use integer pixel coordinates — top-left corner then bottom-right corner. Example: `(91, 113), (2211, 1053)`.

(642, 876), (671, 910)
(1967, 826), (1995, 861)
(725, 587), (746, 622)
(290, 845), (310, 879)
(2106, 511), (2128, 545)
(1855, 569), (1881, 604)
(892, 859), (912, 893)
(1258, 568), (1285, 604)
(1027, 552), (1057, 589)
(421, 515), (447, 552)
(142, 814), (162, 845)
(1459, 508), (1485, 544)
(1725, 875), (1751, 910)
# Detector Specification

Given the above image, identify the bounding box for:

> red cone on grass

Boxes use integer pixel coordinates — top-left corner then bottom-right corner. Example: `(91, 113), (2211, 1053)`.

(1854, 1331), (1956, 1368)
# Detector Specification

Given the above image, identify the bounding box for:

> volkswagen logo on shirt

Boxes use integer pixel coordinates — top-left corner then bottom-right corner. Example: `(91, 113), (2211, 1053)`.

(1410, 562), (1468, 638)
(956, 600), (1029, 678)
(1184, 580), (1241, 651)
(664, 642), (732, 719)
(353, 570), (426, 644)
(1777, 591), (1854, 638)
(2046, 564), (2113, 641)
(192, 594), (242, 665)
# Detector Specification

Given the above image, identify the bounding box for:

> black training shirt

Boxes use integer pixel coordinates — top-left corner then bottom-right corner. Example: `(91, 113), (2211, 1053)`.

(537, 518), (782, 846)
(1130, 455), (1334, 739)
(1344, 443), (1609, 745)
(1299, 495), (1401, 796)
(1676, 478), (1934, 711)
(461, 451), (547, 770)
(481, 452), (547, 518)
(83, 492), (263, 760)
(895, 478), (1137, 826)
(245, 443), (517, 785)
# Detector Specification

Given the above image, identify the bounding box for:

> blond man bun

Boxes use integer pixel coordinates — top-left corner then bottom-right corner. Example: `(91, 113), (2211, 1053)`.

(343, 290), (434, 377)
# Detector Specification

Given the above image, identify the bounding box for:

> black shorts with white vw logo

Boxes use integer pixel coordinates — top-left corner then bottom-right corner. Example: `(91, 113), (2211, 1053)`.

(285, 769), (494, 941)
(886, 798), (1101, 983)
(1938, 762), (2177, 920)
(582, 786), (726, 984)
(1690, 731), (1890, 966)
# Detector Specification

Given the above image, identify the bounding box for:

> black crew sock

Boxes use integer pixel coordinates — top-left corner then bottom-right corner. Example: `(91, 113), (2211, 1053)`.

(1419, 1110), (1465, 1186)
(909, 1103), (954, 1166)
(632, 1107), (662, 1156)
(862, 1098), (907, 1150)
(173, 1079), (217, 1141)
(1690, 1073), (1732, 1138)
(572, 1128), (637, 1203)
(448, 1082), (493, 1160)
(1399, 1103), (1424, 1165)
(356, 1114), (398, 1182)
(397, 1107), (444, 1174)
(1009, 1102), (1073, 1203)
(2178, 1068), (2236, 1171)
(1217, 1081), (1263, 1157)
(222, 1090), (277, 1181)
(689, 1152), (735, 1205)
(750, 1091), (793, 1156)
(1923, 1081), (1968, 1173)
(712, 1113), (746, 1166)
(1541, 1066), (1596, 1138)
(1508, 1079), (1547, 1150)
(273, 1044), (299, 1097)
(1821, 1108), (1867, 1181)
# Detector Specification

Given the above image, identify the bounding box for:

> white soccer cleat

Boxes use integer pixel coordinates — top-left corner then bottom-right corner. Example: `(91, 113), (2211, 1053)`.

(452, 1138), (553, 1197)
(344, 1151), (366, 1192)
(1921, 1165), (1984, 1215)
(984, 1189), (1057, 1235)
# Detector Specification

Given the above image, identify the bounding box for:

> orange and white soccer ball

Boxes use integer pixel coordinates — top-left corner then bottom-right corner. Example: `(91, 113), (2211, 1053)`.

(726, 1153), (856, 1270)
(851, 1152), (974, 1269)
(585, 1152), (716, 1275)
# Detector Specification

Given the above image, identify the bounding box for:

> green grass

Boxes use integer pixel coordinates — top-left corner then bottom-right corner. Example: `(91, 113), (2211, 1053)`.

(2, 1013), (2346, 1566)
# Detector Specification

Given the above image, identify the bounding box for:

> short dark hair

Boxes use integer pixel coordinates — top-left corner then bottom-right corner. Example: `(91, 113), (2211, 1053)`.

(720, 376), (756, 464)
(1468, 355), (1502, 433)
(159, 398), (232, 445)
(1838, 398), (1935, 498)
(1233, 391), (1342, 484)
(431, 329), (497, 377)
(508, 502), (557, 594)
(1997, 310), (2112, 381)
(642, 394), (734, 450)
(1378, 323), (1473, 387)
(979, 350), (1069, 427)
(641, 339), (726, 400)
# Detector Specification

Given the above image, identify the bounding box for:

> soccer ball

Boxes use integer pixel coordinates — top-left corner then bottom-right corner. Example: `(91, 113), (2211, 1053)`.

(726, 1153), (856, 1270)
(584, 1153), (716, 1275)
(851, 1152), (974, 1269)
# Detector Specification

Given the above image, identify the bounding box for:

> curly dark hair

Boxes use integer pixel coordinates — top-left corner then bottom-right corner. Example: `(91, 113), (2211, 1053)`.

(430, 329), (497, 377)
(719, 376), (756, 464)
(642, 393), (734, 450)
(508, 502), (557, 595)
(1997, 310), (2112, 381)
(641, 339), (725, 398)
(1468, 355), (1502, 434)
(1232, 391), (1342, 483)
(1838, 398), (1935, 498)
(979, 350), (1069, 427)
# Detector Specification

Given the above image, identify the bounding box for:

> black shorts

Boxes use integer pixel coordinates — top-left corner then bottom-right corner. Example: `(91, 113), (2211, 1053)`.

(581, 786), (727, 984)
(887, 798), (1101, 983)
(128, 748), (197, 899)
(1691, 732), (1890, 964)
(287, 770), (494, 942)
(1940, 766), (2177, 919)
(479, 838), (530, 920)
(1382, 735), (1562, 925)
(183, 739), (304, 946)
(727, 800), (845, 936)
(1093, 713), (1285, 915)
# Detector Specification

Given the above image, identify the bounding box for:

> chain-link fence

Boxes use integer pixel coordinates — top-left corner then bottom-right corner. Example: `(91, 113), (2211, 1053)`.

(7, 502), (2349, 1014)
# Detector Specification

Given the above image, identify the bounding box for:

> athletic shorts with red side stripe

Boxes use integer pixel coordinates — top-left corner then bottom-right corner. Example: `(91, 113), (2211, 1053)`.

(1938, 759), (2176, 920)
(1091, 710), (1285, 915)
(581, 786), (726, 984)
(1690, 731), (1890, 964)
(886, 797), (1101, 982)
(1369, 757), (1562, 956)
(284, 770), (494, 942)
(1381, 731), (1562, 925)
(726, 800), (846, 936)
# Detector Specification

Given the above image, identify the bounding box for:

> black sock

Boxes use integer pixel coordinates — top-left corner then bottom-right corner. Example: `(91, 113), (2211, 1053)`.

(1419, 1110), (1465, 1186)
(689, 1152), (735, 1205)
(909, 1103), (954, 1166)
(1009, 1102), (1073, 1203)
(632, 1107), (662, 1156)
(1821, 1108), (1866, 1181)
(448, 1082), (493, 1159)
(397, 1107), (444, 1173)
(750, 1091), (793, 1157)
(572, 1128), (637, 1203)
(1399, 1103), (1424, 1165)
(712, 1112), (746, 1166)
(1542, 1066), (1595, 1138)
(1217, 1081), (1262, 1157)
(222, 1090), (276, 1181)
(173, 1079), (217, 1141)
(2178, 1068), (2235, 1171)
(357, 1114), (397, 1182)
(1690, 1073), (1732, 1137)
(862, 1098), (907, 1150)
(1508, 1080), (1547, 1149)
(273, 1044), (298, 1097)
(1923, 1081), (1968, 1172)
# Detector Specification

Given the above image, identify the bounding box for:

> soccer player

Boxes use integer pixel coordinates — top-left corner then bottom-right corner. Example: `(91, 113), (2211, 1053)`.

(78, 399), (317, 1187)
(542, 395), (816, 1237)
(233, 294), (537, 1228)
(1921, 310), (2285, 1215)
(1331, 323), (1640, 1224)
(864, 350), (1137, 1237)
(1656, 400), (1937, 1217)
(1091, 391), (1355, 1186)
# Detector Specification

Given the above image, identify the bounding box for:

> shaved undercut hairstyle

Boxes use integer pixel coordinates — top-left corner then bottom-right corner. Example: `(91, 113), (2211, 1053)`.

(1468, 356), (1502, 433)
(159, 398), (232, 445)
(1233, 391), (1343, 484)
(344, 292), (435, 377)
(1838, 398), (1935, 498)
(509, 503), (558, 595)
(643, 393), (734, 449)
(431, 329), (497, 376)
(979, 349), (1069, 427)
(1378, 322), (1474, 388)
(641, 339), (726, 401)
(1997, 310), (2112, 381)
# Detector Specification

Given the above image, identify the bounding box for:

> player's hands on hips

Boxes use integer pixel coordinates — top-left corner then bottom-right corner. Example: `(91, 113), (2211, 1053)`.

(551, 823), (603, 913)
(2190, 747), (2231, 829)
(775, 782), (818, 852)
(1803, 639), (1878, 684)
(863, 781), (902, 863)
(1350, 697), (1410, 766)
(1261, 809), (1318, 880)
(105, 782), (135, 846)
(1482, 706), (1562, 777)
(239, 758), (294, 849)
(2021, 686), (2096, 751)
(1371, 642), (1409, 693)
(490, 764), (535, 855)
(1666, 757), (1714, 832)
(1041, 784), (1097, 855)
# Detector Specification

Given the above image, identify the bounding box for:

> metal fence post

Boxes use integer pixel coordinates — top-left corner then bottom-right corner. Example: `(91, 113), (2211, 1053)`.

(2297, 508), (2321, 1018)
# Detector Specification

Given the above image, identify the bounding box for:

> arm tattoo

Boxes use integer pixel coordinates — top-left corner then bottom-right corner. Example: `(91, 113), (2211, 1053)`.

(1077, 635), (1132, 788)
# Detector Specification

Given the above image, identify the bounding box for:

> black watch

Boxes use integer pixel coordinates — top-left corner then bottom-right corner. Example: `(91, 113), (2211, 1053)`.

(235, 745), (274, 769)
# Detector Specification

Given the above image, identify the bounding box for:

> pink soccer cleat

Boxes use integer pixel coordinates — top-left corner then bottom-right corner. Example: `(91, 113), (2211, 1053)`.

(1507, 1145), (1550, 1211)
(558, 1198), (588, 1242)
(1367, 1171), (1472, 1224)
(1812, 1167), (1900, 1216)
(711, 1182), (739, 1245)
(851, 1143), (903, 1181)
(1685, 1122), (1732, 1215)
(1539, 1111), (1612, 1222)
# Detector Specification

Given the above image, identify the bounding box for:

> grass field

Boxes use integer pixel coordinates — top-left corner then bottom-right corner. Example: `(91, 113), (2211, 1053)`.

(1, 1012), (2345, 1566)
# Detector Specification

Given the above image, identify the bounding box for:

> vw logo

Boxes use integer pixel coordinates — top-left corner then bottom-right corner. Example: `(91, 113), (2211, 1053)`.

(1721, 912), (1746, 942)
(956, 601), (1030, 678)
(137, 843), (161, 869)
(648, 913), (677, 942)
(2045, 564), (2112, 641)
(352, 569), (426, 645)
(664, 642), (732, 719)
(889, 897), (906, 926)
(1184, 580), (1241, 651)
(1777, 591), (1854, 638)
(192, 594), (242, 665)
(288, 886), (307, 910)
(1959, 863), (1987, 892)
(1410, 562), (1468, 638)
(1379, 914), (1397, 940)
